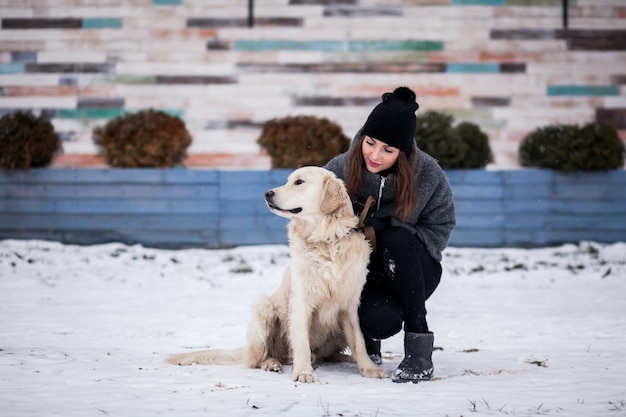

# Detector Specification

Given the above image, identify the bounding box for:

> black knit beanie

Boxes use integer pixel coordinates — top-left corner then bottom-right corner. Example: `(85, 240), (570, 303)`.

(361, 86), (419, 155)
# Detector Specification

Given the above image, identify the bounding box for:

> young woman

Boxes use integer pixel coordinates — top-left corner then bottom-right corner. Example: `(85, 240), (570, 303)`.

(325, 86), (456, 383)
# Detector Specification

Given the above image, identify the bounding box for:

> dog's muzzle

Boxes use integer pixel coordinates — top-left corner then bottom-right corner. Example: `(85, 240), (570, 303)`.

(265, 190), (302, 214)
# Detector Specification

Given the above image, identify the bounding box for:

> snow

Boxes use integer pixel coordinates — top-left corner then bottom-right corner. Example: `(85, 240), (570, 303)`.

(1, 239), (625, 417)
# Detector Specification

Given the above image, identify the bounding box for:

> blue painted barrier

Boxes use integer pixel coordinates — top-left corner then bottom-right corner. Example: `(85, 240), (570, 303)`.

(1, 168), (625, 248)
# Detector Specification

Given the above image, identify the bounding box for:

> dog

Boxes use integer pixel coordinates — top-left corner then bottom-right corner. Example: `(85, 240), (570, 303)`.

(166, 166), (387, 382)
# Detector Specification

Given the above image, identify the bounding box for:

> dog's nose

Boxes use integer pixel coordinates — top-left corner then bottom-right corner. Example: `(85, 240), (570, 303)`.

(265, 190), (274, 198)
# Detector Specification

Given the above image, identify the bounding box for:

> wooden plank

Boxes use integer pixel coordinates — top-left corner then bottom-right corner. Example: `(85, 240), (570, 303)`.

(450, 184), (503, 199)
(453, 200), (503, 214)
(448, 228), (505, 247)
(445, 169), (503, 184)
(0, 214), (220, 231)
(503, 184), (552, 200)
(548, 200), (626, 214)
(455, 214), (506, 228)
(0, 198), (221, 215)
(0, 169), (220, 184)
(1, 184), (219, 199)
(552, 184), (622, 200)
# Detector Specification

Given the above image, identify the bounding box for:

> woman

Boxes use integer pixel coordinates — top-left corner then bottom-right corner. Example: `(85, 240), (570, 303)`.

(325, 86), (456, 383)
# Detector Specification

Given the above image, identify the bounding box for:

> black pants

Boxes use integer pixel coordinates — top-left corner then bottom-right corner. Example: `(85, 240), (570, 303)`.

(359, 226), (442, 339)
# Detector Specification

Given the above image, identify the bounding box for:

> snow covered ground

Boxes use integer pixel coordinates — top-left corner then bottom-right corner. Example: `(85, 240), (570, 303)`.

(1, 239), (625, 417)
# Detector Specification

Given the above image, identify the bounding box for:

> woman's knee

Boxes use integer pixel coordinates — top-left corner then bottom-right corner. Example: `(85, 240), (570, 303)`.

(359, 304), (403, 340)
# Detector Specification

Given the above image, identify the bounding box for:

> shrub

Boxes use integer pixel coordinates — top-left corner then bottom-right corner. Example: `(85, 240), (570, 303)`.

(93, 109), (192, 168)
(257, 115), (350, 168)
(414, 110), (492, 169)
(0, 110), (62, 170)
(519, 122), (625, 171)
(454, 122), (493, 169)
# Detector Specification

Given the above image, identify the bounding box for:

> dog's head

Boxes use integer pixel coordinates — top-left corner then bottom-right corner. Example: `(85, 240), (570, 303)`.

(265, 166), (354, 221)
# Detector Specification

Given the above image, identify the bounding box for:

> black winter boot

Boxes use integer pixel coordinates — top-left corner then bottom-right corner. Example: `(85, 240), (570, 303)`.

(364, 336), (382, 365)
(391, 332), (434, 383)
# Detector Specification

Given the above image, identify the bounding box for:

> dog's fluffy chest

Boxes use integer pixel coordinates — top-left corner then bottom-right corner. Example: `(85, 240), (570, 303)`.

(289, 234), (369, 303)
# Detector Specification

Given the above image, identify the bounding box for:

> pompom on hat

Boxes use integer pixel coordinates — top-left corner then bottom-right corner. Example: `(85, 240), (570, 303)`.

(361, 86), (419, 155)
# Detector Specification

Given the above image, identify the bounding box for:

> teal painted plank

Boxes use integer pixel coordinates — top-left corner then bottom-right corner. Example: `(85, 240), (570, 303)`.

(349, 40), (443, 52)
(58, 108), (126, 119)
(446, 63), (500, 73)
(153, 0), (182, 5)
(547, 85), (619, 96)
(57, 108), (184, 119)
(82, 18), (122, 29)
(0, 63), (25, 74)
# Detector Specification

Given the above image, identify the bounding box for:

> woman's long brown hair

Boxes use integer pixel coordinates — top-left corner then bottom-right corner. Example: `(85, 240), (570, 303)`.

(346, 136), (419, 222)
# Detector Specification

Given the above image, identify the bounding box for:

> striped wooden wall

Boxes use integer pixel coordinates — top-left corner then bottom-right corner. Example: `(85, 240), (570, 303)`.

(1, 0), (625, 169)
(1, 168), (625, 248)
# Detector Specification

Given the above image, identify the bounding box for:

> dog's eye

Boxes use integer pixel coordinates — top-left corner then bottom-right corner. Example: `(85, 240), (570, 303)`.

(294, 179), (304, 185)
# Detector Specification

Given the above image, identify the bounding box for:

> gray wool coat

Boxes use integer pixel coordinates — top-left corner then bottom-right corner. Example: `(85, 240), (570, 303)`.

(324, 138), (456, 262)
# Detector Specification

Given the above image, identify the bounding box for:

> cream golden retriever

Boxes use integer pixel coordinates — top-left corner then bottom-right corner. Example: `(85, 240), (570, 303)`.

(166, 166), (387, 382)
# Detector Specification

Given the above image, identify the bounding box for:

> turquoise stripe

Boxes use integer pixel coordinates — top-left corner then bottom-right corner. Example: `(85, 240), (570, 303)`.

(58, 108), (184, 119)
(446, 63), (500, 73)
(234, 40), (443, 52)
(82, 18), (122, 29)
(0, 63), (25, 74)
(453, 0), (504, 4)
(153, 0), (183, 5)
(547, 85), (619, 96)
(58, 109), (126, 119)
(234, 40), (345, 51)
(349, 40), (443, 52)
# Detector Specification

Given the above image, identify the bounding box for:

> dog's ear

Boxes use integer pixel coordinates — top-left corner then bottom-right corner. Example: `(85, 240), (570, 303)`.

(319, 174), (347, 215)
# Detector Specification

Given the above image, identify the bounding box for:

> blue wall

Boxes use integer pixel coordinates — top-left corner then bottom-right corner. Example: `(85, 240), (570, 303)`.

(1, 169), (625, 248)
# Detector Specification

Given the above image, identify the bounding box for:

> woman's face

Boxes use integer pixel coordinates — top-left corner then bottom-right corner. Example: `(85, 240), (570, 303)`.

(361, 136), (400, 173)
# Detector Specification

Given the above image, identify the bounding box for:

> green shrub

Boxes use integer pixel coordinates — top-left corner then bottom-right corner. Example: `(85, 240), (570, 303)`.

(257, 115), (350, 168)
(454, 122), (493, 169)
(0, 110), (62, 170)
(519, 122), (625, 171)
(93, 109), (192, 168)
(414, 110), (492, 169)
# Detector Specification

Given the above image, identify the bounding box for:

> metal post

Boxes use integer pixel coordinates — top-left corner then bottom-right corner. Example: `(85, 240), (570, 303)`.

(562, 0), (568, 30)
(248, 0), (254, 28)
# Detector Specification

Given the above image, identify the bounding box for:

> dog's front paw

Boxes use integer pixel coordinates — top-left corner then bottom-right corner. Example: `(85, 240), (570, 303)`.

(260, 358), (282, 373)
(361, 366), (389, 379)
(293, 371), (317, 383)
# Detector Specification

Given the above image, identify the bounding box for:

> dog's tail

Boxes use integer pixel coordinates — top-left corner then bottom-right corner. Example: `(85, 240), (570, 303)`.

(165, 347), (245, 366)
